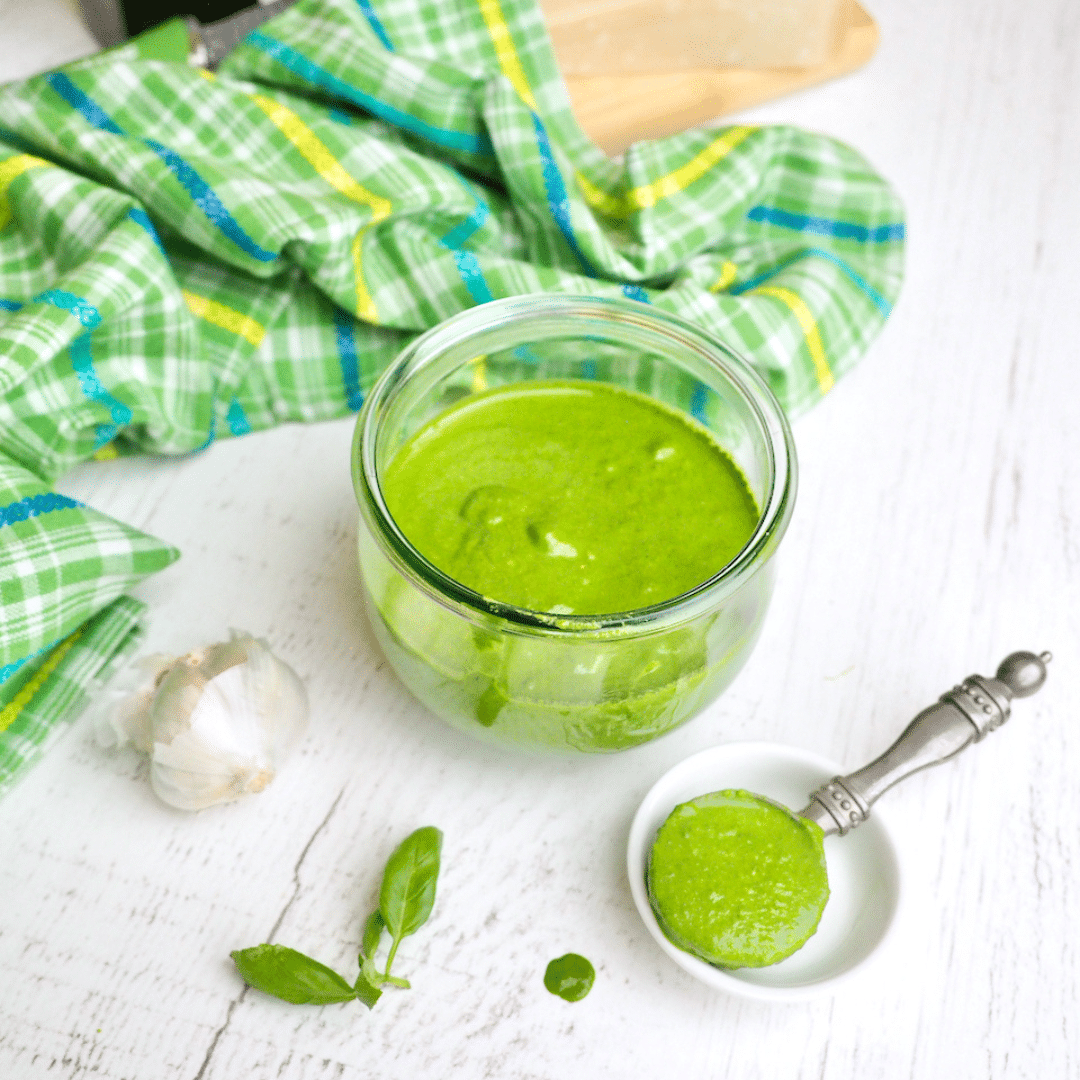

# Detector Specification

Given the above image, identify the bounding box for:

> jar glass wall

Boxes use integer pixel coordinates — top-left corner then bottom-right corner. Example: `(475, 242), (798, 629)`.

(352, 295), (796, 752)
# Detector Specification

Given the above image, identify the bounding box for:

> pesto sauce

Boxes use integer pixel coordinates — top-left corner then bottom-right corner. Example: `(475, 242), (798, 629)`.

(382, 380), (758, 615)
(543, 953), (596, 1001)
(647, 789), (829, 969)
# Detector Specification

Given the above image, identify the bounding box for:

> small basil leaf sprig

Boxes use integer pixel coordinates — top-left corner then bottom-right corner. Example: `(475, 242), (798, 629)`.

(360, 826), (443, 992)
(231, 826), (443, 1009)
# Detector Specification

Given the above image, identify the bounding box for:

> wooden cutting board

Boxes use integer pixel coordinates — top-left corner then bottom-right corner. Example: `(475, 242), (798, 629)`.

(560, 0), (879, 154)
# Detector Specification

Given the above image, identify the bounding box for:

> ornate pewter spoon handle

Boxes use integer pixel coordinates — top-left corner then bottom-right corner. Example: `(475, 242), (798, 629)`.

(799, 651), (1052, 837)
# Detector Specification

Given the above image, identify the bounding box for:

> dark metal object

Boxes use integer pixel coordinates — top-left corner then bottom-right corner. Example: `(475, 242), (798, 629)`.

(185, 0), (299, 68)
(800, 650), (1052, 837)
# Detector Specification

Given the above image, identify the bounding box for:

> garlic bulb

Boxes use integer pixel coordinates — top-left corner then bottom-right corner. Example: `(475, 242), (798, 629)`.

(96, 631), (308, 810)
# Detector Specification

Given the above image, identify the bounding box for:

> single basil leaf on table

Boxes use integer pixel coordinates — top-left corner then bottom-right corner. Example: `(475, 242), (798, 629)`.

(379, 826), (443, 940)
(231, 944), (357, 1005)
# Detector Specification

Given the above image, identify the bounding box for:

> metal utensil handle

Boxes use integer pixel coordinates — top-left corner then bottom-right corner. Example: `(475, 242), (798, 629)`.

(799, 650), (1051, 837)
(186, 1), (299, 69)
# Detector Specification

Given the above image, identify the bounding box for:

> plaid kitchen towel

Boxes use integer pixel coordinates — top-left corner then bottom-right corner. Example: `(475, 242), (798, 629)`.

(0, 0), (905, 795)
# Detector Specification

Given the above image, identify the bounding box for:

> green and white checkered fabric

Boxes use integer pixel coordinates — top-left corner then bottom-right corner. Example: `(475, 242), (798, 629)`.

(0, 0), (904, 796)
(0, 595), (147, 798)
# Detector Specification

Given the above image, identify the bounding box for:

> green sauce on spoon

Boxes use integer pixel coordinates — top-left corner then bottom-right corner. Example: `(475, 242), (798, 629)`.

(647, 789), (829, 969)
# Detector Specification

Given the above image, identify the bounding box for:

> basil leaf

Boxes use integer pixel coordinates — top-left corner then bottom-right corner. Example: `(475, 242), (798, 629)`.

(361, 909), (384, 960)
(231, 944), (357, 1005)
(353, 967), (383, 1009)
(379, 826), (443, 941)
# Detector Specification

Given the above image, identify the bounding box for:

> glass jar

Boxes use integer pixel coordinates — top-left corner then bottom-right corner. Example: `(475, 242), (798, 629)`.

(352, 295), (796, 752)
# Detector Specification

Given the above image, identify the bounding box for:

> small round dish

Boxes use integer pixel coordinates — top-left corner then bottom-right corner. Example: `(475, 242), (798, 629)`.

(627, 742), (903, 1001)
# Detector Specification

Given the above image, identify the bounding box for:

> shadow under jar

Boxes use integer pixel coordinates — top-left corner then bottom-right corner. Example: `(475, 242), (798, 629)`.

(352, 295), (796, 752)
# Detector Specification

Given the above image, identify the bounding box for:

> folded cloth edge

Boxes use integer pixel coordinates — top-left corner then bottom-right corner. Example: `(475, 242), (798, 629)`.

(0, 594), (147, 799)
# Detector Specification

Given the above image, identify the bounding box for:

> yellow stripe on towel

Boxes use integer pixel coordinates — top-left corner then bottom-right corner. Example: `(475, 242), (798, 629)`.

(182, 290), (266, 347)
(0, 154), (50, 230)
(250, 93), (391, 322)
(574, 128), (757, 219)
(709, 261), (739, 293)
(630, 127), (757, 210)
(752, 285), (834, 394)
(0, 627), (85, 734)
(573, 171), (630, 220)
(477, 0), (539, 110)
(469, 355), (489, 393)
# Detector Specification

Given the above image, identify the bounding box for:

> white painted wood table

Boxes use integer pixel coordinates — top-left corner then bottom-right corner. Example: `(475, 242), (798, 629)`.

(2, 1), (1078, 1076)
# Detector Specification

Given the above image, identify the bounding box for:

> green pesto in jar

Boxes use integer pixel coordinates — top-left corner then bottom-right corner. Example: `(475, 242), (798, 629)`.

(364, 378), (769, 751)
(381, 380), (759, 615)
(648, 789), (829, 968)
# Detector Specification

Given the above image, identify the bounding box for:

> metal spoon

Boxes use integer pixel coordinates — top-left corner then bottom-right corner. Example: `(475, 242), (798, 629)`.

(799, 650), (1051, 836)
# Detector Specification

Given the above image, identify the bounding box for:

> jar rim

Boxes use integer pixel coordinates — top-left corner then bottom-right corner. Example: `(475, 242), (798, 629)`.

(352, 295), (797, 634)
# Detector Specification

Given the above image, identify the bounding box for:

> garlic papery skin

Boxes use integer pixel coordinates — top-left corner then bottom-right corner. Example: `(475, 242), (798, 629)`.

(101, 631), (309, 811)
(92, 653), (175, 754)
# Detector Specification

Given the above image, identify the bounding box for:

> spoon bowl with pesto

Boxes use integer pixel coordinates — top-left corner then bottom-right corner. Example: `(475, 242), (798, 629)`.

(629, 742), (903, 1000)
(353, 296), (796, 752)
